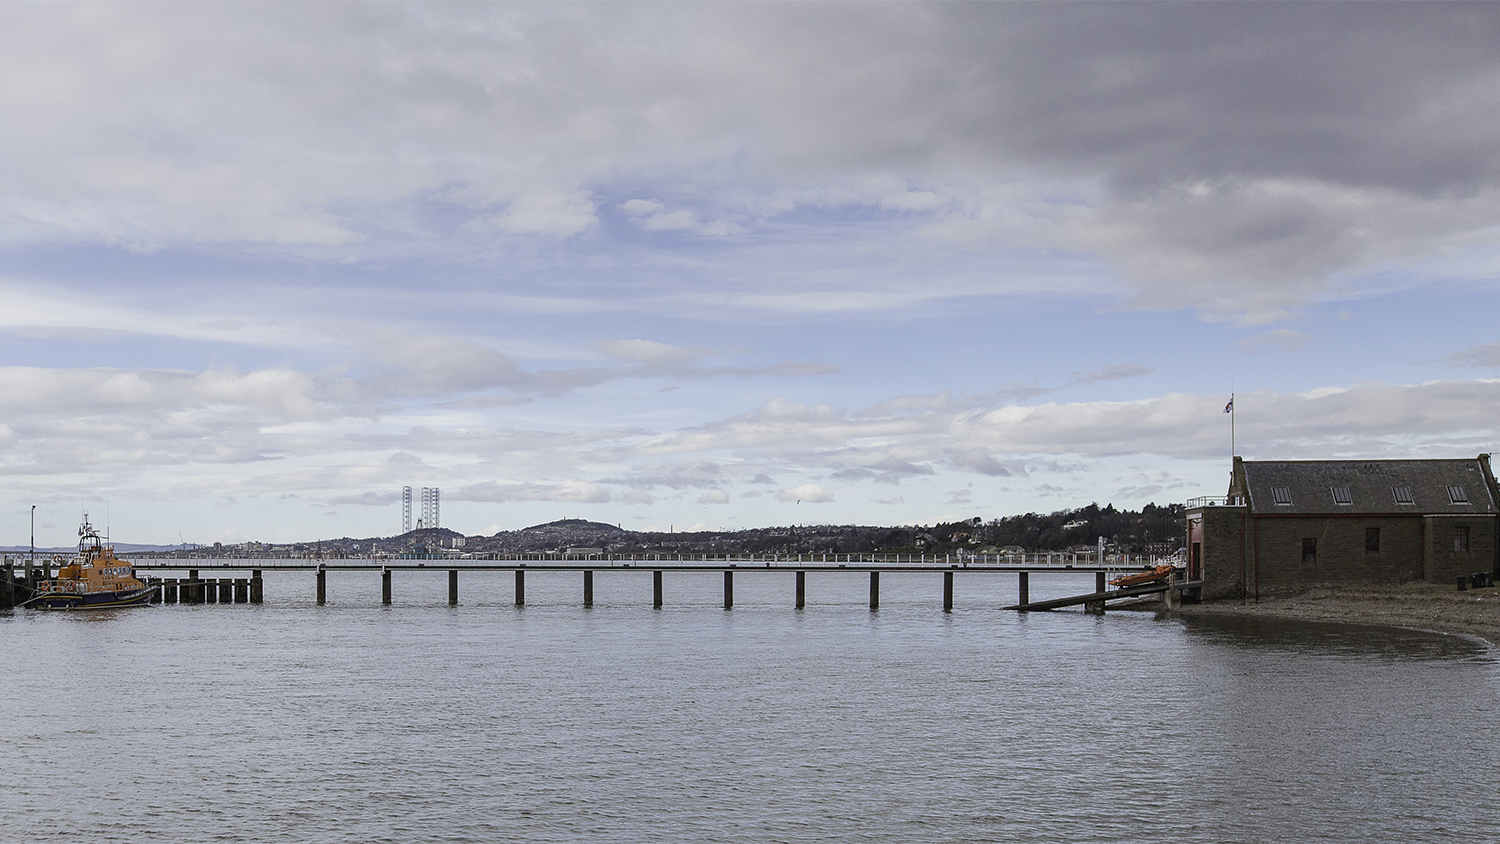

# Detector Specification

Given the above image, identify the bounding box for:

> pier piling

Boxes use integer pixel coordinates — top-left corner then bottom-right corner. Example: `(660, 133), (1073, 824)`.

(122, 555), (1143, 615)
(2, 562), (12, 609)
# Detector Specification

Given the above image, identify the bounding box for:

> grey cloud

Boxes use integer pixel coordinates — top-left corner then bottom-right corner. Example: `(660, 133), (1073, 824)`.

(596, 339), (713, 366)
(326, 491), (398, 507)
(6, 5), (1492, 320)
(1069, 363), (1155, 386)
(1443, 342), (1500, 369)
(453, 480), (611, 504)
(637, 380), (1500, 475)
(1238, 329), (1311, 356)
(598, 461), (724, 490)
(948, 448), (1017, 478)
(593, 339), (839, 381)
(829, 456), (934, 485)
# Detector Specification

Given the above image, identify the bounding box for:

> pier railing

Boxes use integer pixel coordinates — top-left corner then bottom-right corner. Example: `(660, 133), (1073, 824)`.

(121, 550), (1176, 569)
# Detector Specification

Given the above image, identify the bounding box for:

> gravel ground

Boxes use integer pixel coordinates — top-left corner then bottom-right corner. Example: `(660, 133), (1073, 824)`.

(1164, 581), (1500, 646)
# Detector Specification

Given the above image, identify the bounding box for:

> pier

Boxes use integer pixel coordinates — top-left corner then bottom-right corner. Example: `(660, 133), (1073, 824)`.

(1003, 575), (1201, 614)
(108, 552), (1179, 612)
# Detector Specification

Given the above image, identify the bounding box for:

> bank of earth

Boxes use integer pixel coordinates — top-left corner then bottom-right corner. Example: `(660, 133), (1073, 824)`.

(1155, 583), (1500, 647)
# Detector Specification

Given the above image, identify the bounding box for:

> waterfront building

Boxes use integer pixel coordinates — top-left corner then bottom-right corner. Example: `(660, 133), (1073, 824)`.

(1187, 454), (1500, 599)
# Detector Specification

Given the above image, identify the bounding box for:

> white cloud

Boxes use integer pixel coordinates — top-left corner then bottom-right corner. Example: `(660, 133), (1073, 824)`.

(697, 489), (730, 504)
(595, 339), (708, 366)
(620, 198), (743, 237)
(778, 484), (833, 503)
(492, 192), (597, 236)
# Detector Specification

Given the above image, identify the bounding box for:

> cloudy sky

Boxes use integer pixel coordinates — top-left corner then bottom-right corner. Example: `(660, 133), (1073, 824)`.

(5, 2), (1500, 545)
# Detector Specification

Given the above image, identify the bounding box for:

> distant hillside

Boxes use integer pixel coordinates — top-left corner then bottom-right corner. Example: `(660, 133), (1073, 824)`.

(120, 502), (1187, 559)
(516, 518), (628, 536)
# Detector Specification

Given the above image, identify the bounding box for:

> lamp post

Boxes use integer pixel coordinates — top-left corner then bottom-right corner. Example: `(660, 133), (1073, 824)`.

(27, 505), (34, 585)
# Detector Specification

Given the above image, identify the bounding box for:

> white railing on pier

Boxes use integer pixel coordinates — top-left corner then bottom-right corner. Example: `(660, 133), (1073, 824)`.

(123, 550), (1177, 569)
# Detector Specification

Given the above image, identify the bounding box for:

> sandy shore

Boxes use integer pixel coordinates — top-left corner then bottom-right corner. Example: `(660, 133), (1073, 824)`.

(1161, 582), (1500, 646)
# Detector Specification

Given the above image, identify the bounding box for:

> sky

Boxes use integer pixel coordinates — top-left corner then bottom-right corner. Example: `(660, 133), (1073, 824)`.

(4, 2), (1500, 547)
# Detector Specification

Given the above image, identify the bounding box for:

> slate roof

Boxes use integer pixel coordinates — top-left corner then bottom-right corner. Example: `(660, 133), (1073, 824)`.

(1236, 458), (1498, 516)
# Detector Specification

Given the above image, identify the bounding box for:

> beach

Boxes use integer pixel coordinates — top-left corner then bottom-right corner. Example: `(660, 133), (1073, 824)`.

(1170, 582), (1500, 647)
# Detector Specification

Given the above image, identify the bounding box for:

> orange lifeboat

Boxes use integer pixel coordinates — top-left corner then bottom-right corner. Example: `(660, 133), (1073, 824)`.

(1109, 564), (1176, 589)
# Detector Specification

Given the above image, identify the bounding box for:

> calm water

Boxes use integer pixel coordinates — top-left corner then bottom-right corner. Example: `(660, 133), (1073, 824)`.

(4, 569), (1498, 843)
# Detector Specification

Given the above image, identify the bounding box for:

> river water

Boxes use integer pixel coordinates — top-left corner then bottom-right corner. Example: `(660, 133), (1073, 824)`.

(4, 570), (1498, 842)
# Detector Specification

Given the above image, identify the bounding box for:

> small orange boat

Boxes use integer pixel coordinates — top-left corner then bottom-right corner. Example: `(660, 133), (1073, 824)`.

(1109, 564), (1176, 589)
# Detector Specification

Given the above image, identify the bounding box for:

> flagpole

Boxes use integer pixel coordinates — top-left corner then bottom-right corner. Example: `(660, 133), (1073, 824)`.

(1231, 392), (1235, 458)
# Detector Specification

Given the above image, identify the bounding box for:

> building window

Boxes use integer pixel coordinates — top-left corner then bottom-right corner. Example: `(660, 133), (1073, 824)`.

(1393, 486), (1414, 505)
(1448, 485), (1470, 504)
(1272, 487), (1293, 506)
(1331, 486), (1352, 506)
(1455, 526), (1470, 553)
(1366, 527), (1380, 554)
(1302, 537), (1317, 563)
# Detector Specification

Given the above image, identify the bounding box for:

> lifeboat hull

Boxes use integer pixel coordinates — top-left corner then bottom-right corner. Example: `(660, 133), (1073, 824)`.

(25, 585), (157, 610)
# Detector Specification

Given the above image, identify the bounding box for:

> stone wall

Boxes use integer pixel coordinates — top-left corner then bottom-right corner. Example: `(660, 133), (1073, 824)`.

(1190, 505), (1248, 600)
(1422, 514), (1499, 585)
(1191, 507), (1500, 598)
(1248, 515), (1423, 596)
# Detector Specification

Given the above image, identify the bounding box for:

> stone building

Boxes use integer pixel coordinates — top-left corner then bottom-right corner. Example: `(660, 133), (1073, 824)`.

(1186, 455), (1500, 599)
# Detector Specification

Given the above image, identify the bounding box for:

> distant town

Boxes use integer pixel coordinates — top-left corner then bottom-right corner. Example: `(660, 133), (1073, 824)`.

(116, 502), (1184, 560)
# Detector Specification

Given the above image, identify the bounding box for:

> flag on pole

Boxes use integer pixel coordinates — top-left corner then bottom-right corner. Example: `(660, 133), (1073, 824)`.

(1224, 397), (1234, 413)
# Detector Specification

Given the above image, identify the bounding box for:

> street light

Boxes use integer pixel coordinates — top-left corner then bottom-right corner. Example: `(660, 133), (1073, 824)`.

(27, 504), (35, 585)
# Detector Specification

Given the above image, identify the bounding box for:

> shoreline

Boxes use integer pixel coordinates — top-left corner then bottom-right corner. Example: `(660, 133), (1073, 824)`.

(1157, 582), (1500, 647)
